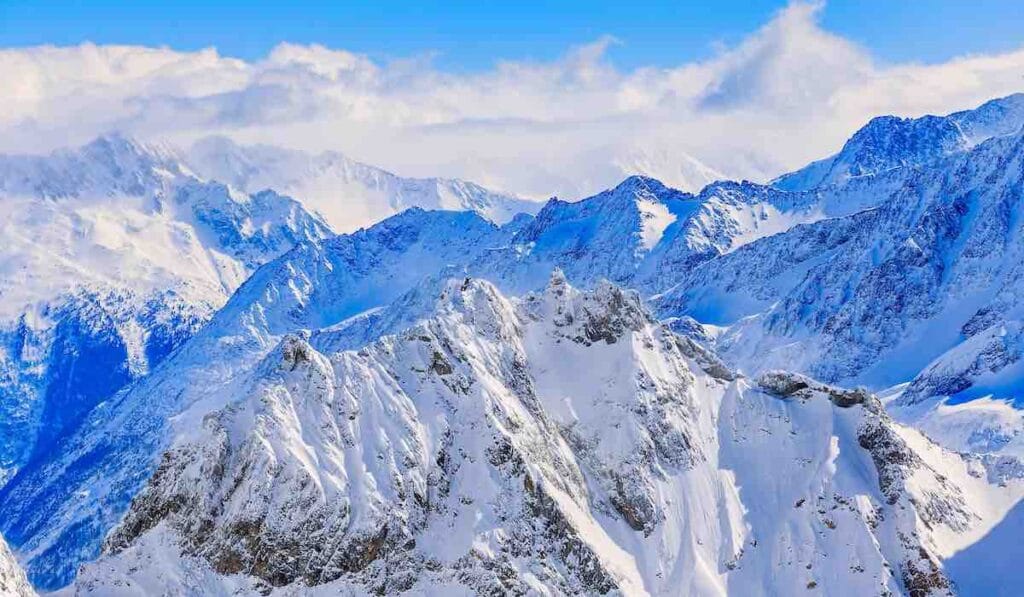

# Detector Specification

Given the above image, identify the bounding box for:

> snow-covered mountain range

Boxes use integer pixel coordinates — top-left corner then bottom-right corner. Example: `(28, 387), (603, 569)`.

(658, 93), (1024, 459)
(2, 94), (1024, 595)
(186, 136), (540, 232)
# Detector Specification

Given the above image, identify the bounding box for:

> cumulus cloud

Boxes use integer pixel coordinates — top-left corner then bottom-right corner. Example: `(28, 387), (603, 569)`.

(2, 1), (1023, 200)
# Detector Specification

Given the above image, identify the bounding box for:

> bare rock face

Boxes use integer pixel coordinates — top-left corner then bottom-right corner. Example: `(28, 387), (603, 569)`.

(757, 370), (878, 411)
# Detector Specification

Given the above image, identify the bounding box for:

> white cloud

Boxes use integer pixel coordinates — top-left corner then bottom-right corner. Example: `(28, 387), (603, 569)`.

(2, 1), (1023, 200)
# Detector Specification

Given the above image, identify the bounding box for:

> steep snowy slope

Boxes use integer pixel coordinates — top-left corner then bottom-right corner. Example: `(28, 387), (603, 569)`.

(0, 534), (34, 597)
(69, 277), (1024, 596)
(187, 136), (540, 232)
(0, 135), (332, 491)
(774, 93), (1024, 191)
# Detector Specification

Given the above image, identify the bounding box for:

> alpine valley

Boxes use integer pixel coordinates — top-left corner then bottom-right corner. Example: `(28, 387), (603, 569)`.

(1, 94), (1024, 597)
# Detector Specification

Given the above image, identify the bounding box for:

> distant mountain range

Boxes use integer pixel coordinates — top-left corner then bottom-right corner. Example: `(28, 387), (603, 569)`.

(186, 136), (540, 232)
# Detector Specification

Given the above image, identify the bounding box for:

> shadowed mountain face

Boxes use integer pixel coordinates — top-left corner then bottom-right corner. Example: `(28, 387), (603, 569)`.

(946, 499), (1024, 596)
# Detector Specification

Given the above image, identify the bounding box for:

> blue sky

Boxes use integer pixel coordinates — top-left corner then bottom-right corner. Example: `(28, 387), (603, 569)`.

(2, 0), (1022, 71)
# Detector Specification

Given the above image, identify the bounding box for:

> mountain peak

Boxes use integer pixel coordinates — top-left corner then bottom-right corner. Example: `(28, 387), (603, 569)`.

(547, 267), (568, 291)
(80, 132), (180, 166)
(774, 92), (1024, 191)
(82, 131), (144, 153)
(611, 174), (671, 197)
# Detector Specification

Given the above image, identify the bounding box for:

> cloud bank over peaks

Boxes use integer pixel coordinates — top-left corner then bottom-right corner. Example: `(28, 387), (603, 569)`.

(2, 1), (1024, 200)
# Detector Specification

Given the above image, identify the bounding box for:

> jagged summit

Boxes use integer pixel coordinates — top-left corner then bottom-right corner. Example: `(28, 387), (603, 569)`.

(79, 132), (180, 164)
(609, 173), (678, 195)
(0, 133), (184, 199)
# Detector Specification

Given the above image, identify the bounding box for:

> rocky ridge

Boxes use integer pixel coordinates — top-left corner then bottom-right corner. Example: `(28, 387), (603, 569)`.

(70, 277), (1023, 596)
